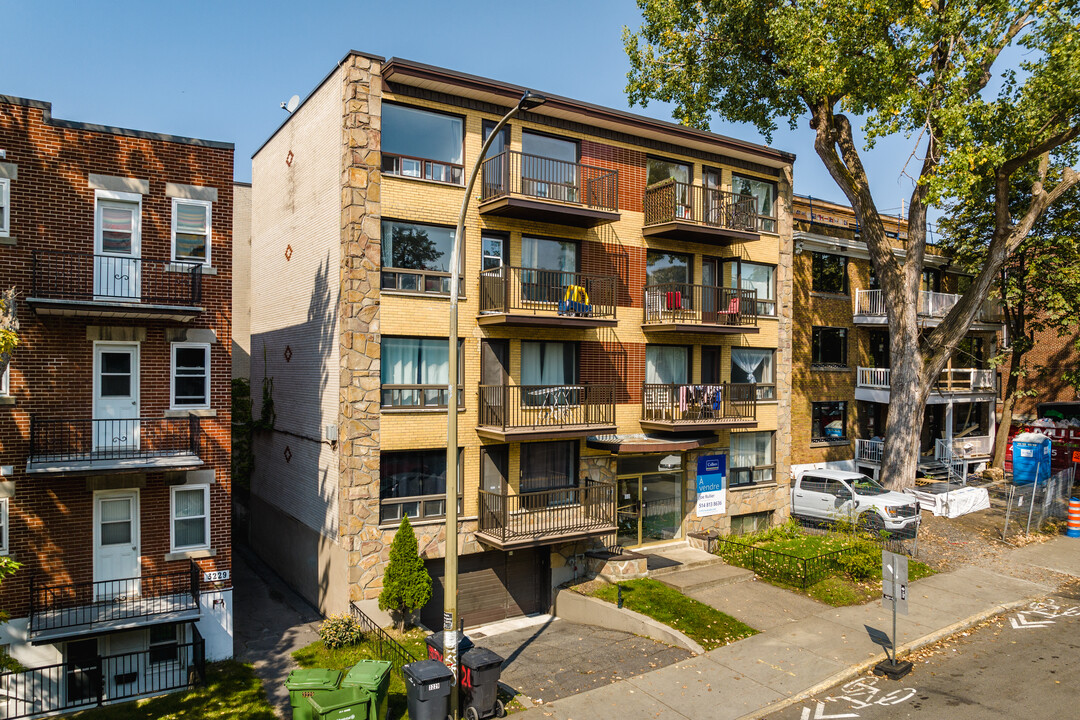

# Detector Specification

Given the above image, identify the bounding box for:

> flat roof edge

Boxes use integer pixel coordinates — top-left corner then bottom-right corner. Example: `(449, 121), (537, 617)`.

(0, 94), (233, 150)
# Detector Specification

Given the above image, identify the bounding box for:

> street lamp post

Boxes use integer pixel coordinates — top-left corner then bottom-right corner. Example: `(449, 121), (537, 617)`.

(444, 90), (546, 720)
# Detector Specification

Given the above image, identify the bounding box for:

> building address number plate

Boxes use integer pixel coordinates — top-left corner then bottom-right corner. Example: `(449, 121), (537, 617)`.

(204, 570), (230, 582)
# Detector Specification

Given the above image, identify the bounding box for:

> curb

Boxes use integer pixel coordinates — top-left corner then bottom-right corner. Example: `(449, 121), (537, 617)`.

(737, 597), (1035, 719)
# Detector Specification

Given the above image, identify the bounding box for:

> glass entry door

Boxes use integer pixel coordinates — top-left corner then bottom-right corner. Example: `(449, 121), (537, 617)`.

(616, 454), (684, 547)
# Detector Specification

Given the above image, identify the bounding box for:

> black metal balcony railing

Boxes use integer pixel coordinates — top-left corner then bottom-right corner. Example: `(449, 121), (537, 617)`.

(0, 627), (205, 719)
(29, 561), (201, 637)
(642, 383), (758, 424)
(479, 266), (618, 319)
(478, 480), (617, 545)
(480, 150), (619, 211)
(643, 284), (758, 326)
(643, 180), (758, 232)
(29, 416), (201, 465)
(478, 384), (616, 432)
(31, 250), (203, 306)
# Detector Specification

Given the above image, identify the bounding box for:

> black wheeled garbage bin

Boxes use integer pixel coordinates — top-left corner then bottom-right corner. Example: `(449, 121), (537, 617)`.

(403, 659), (454, 720)
(425, 630), (474, 663)
(460, 647), (506, 720)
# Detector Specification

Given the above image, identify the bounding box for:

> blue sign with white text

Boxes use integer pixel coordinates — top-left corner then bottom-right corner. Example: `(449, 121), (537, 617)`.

(696, 454), (727, 516)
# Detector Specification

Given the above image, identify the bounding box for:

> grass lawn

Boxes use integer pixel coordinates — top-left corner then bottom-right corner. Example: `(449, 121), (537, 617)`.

(293, 627), (426, 720)
(755, 534), (851, 558)
(591, 578), (757, 650)
(71, 661), (275, 720)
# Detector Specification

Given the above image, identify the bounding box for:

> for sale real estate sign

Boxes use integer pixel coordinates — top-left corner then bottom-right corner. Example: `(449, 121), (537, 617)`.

(696, 454), (727, 517)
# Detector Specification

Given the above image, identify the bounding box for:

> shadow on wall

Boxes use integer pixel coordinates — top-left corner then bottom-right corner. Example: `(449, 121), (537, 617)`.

(248, 252), (347, 614)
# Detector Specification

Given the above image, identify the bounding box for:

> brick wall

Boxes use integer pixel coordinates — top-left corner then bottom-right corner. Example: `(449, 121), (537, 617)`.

(0, 98), (233, 619)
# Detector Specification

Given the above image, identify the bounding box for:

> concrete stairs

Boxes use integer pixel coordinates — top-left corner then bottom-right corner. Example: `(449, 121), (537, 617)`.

(638, 543), (755, 593)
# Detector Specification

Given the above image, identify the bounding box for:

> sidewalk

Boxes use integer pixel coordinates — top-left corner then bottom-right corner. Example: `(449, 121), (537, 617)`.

(515, 537), (1076, 720)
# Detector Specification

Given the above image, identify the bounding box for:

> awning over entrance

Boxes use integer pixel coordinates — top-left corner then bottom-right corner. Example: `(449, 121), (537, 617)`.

(586, 433), (716, 454)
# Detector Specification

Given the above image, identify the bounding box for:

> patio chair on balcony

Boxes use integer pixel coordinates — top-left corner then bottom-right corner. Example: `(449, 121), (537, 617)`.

(715, 295), (741, 325)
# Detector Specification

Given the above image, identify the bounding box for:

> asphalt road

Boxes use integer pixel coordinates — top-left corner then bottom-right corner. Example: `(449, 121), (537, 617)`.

(767, 584), (1080, 720)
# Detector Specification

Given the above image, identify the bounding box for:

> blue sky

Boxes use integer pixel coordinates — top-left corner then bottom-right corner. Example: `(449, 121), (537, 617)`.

(4, 0), (931, 217)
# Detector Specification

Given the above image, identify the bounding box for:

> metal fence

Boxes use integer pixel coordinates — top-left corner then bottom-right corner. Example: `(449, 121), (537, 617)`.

(1002, 466), (1077, 538)
(348, 602), (419, 679)
(715, 536), (857, 588)
(791, 517), (919, 558)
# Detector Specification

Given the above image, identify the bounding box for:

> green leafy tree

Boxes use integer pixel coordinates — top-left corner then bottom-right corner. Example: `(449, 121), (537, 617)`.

(939, 171), (1080, 468)
(0, 556), (22, 672)
(0, 288), (18, 378)
(625, 0), (1080, 489)
(378, 516), (432, 630)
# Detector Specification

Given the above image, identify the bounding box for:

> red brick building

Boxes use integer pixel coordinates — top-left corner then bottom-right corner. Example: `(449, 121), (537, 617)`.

(0, 95), (232, 713)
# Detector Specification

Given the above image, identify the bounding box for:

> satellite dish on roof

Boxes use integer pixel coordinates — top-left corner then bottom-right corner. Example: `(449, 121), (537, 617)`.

(281, 95), (300, 113)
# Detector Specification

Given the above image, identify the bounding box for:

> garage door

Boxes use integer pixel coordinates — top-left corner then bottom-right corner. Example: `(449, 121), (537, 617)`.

(422, 549), (550, 629)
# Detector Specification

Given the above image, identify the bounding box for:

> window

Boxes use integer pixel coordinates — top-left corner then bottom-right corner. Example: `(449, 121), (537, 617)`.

(481, 234), (505, 271)
(726, 261), (776, 316)
(95, 195), (140, 256)
(520, 441), (578, 493)
(149, 625), (180, 664)
(812, 327), (848, 368)
(731, 348), (775, 399)
(171, 485), (210, 551)
(646, 345), (689, 385)
(171, 199), (211, 264)
(521, 236), (577, 302)
(522, 131), (577, 162)
(381, 337), (463, 408)
(732, 174), (777, 233)
(647, 157), (691, 211)
(381, 104), (463, 184)
(380, 449), (463, 524)
(646, 251), (691, 286)
(171, 343), (210, 409)
(0, 178), (9, 237)
(812, 252), (848, 294)
(482, 120), (510, 157)
(521, 132), (579, 202)
(0, 364), (8, 397)
(921, 267), (941, 293)
(522, 341), (577, 397)
(381, 220), (459, 294)
(811, 401), (848, 443)
(729, 432), (774, 486)
(0, 498), (7, 555)
(730, 511), (773, 535)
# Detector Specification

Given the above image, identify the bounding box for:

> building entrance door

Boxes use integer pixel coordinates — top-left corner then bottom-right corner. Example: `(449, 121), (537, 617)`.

(615, 454), (684, 547)
(94, 199), (141, 300)
(93, 490), (140, 598)
(93, 343), (140, 453)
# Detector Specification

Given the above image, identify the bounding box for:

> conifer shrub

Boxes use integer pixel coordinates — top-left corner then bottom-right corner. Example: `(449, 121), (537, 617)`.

(378, 516), (433, 630)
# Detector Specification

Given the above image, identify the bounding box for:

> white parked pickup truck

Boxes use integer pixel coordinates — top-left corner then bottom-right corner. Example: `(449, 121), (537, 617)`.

(791, 469), (921, 538)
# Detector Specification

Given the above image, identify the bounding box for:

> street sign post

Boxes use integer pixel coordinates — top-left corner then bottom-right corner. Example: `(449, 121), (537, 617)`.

(875, 550), (912, 680)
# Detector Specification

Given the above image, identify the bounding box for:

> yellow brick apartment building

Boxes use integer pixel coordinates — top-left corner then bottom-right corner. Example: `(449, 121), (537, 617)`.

(248, 51), (796, 625)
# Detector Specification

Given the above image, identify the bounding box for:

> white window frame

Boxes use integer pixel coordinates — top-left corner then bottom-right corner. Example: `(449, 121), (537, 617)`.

(170, 484), (210, 552)
(170, 342), (210, 410)
(170, 198), (212, 265)
(94, 190), (143, 256)
(0, 365), (8, 396)
(0, 498), (9, 555)
(0, 178), (10, 237)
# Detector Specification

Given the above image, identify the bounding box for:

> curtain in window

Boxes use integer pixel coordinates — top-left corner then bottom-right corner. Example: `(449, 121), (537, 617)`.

(522, 342), (570, 386)
(382, 338), (449, 385)
(521, 441), (576, 492)
(730, 348), (773, 384)
(646, 346), (688, 385)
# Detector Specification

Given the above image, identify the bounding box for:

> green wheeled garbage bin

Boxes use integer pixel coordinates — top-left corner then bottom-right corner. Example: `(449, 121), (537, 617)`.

(285, 668), (342, 720)
(307, 687), (369, 720)
(340, 660), (393, 720)
(403, 659), (454, 720)
(460, 647), (506, 720)
(425, 630), (474, 663)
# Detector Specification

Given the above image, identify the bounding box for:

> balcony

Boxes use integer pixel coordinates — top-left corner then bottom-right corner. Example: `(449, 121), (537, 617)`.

(855, 435), (993, 466)
(855, 438), (884, 464)
(853, 289), (1003, 327)
(28, 562), (201, 643)
(643, 284), (759, 334)
(478, 266), (617, 328)
(642, 180), (758, 243)
(476, 384), (616, 441)
(855, 367), (998, 404)
(476, 480), (618, 549)
(27, 416), (203, 474)
(479, 151), (619, 227)
(26, 251), (204, 322)
(640, 383), (758, 433)
(0, 627), (204, 718)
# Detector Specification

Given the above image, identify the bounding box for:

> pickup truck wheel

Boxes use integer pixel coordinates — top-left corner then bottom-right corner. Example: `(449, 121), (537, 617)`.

(859, 513), (885, 533)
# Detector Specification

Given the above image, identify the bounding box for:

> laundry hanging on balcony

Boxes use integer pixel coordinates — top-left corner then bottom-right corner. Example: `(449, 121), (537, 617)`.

(677, 384), (724, 414)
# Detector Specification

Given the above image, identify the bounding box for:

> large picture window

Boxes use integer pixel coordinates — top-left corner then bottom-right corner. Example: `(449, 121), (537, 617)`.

(729, 432), (774, 486)
(732, 174), (777, 232)
(811, 327), (848, 368)
(646, 251), (691, 286)
(381, 104), (463, 184)
(381, 337), (463, 408)
(730, 348), (775, 399)
(726, 261), (776, 316)
(646, 345), (689, 385)
(520, 441), (578, 493)
(381, 220), (459, 295)
(522, 341), (577, 392)
(380, 449), (463, 523)
(812, 252), (848, 294)
(811, 402), (848, 443)
(521, 236), (577, 302)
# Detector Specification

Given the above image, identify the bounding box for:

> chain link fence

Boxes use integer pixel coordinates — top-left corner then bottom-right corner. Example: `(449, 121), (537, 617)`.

(1002, 466), (1077, 539)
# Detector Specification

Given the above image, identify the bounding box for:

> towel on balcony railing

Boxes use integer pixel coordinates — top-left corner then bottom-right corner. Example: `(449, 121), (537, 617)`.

(559, 285), (592, 317)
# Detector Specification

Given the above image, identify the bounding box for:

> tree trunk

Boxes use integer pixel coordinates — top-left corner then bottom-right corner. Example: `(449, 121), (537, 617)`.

(992, 346), (1026, 469)
(880, 349), (930, 492)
